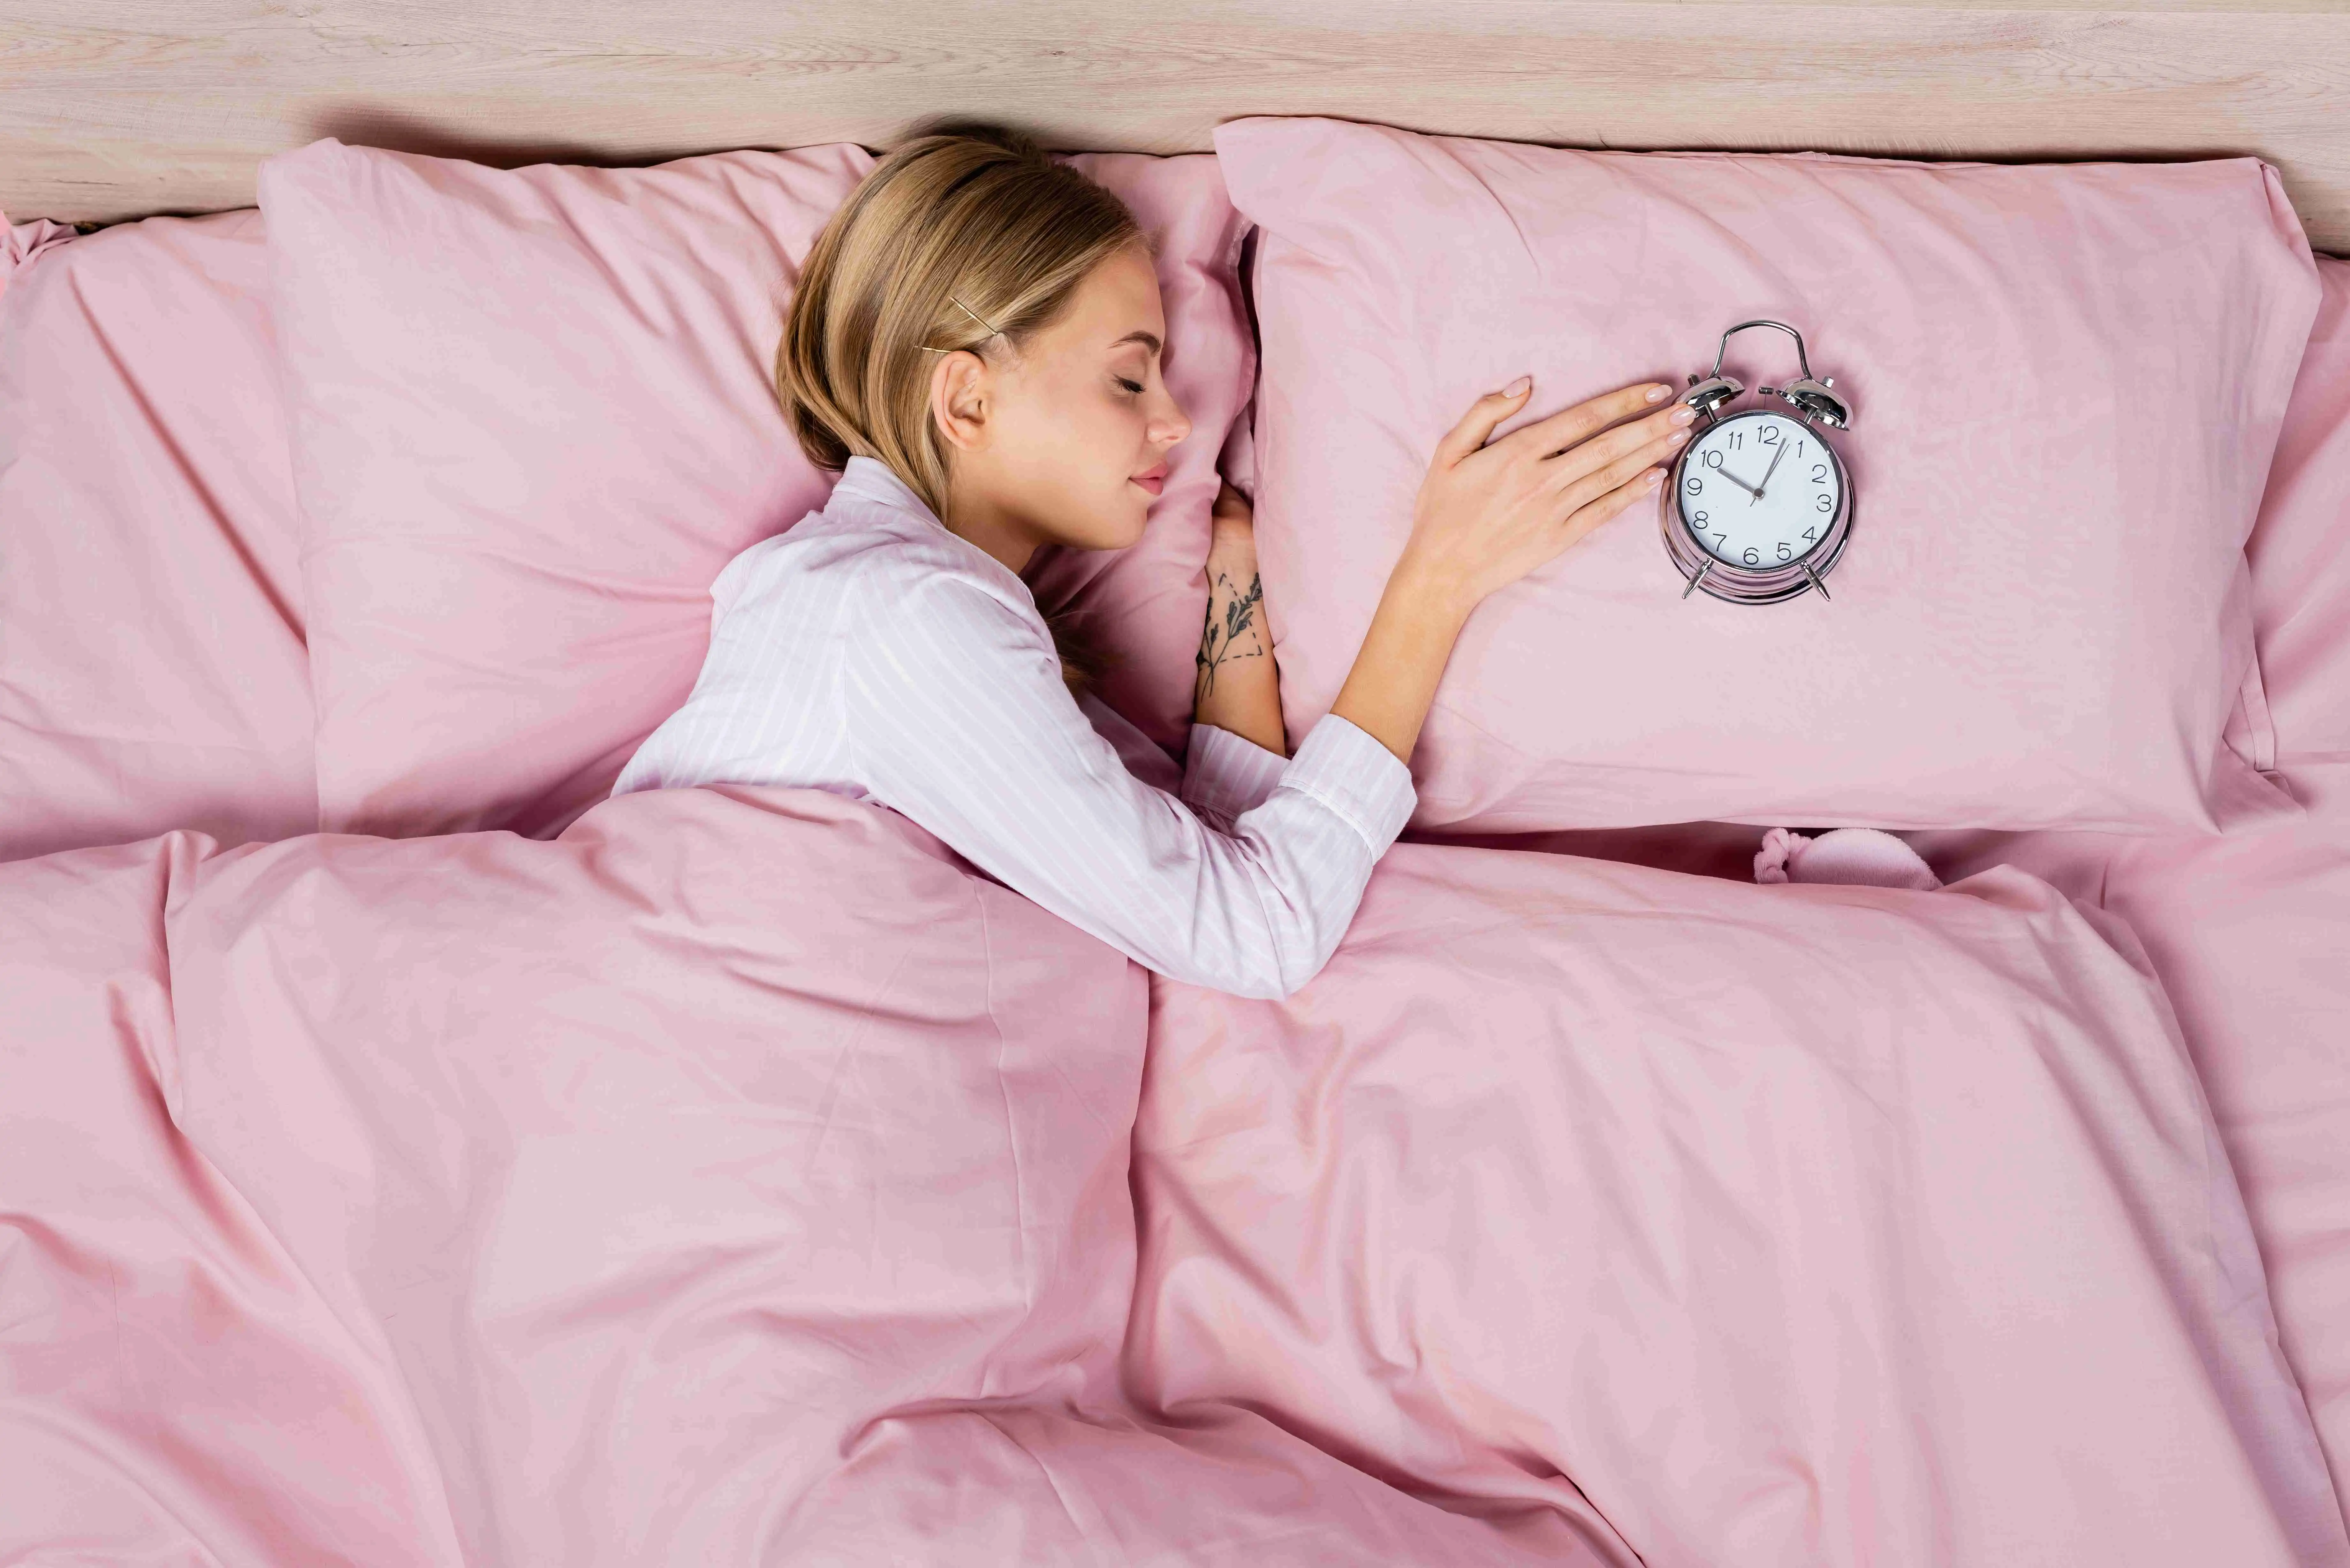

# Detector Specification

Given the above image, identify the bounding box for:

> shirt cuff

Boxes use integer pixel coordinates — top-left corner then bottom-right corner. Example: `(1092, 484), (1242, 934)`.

(1182, 721), (1291, 828)
(1274, 713), (1418, 854)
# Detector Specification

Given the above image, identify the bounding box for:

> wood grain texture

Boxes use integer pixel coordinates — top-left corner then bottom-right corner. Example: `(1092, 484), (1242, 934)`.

(5, 1), (2347, 252)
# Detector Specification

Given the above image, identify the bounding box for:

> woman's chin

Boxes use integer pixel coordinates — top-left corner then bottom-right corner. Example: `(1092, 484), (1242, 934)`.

(1095, 500), (1153, 551)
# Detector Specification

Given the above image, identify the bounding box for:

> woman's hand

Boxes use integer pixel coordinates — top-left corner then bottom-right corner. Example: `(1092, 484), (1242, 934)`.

(1330, 377), (1686, 764)
(1394, 377), (1692, 618)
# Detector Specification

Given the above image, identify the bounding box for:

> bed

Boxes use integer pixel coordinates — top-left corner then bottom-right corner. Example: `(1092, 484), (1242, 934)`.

(4, 6), (2349, 1563)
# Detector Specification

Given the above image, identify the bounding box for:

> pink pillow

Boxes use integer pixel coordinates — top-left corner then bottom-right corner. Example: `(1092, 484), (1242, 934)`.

(263, 141), (867, 838)
(2247, 255), (2350, 764)
(264, 139), (1250, 839)
(1218, 117), (2319, 834)
(1024, 154), (1253, 755)
(0, 209), (317, 862)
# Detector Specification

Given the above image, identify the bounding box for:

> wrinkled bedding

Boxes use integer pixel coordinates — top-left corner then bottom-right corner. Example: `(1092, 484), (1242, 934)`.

(0, 792), (1575, 1564)
(1917, 765), (2350, 1521)
(1132, 846), (2346, 1566)
(4, 787), (2344, 1562)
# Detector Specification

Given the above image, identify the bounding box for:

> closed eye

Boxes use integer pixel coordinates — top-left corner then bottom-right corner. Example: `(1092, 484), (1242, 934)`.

(1114, 375), (1144, 396)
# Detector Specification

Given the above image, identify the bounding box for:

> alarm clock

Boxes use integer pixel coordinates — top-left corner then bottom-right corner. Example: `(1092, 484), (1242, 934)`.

(1662, 319), (1856, 605)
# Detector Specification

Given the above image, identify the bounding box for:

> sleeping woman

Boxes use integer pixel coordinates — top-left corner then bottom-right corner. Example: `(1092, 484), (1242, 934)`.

(613, 125), (1693, 998)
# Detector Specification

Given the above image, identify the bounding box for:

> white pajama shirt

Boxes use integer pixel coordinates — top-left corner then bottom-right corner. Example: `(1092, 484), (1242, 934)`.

(613, 456), (1417, 999)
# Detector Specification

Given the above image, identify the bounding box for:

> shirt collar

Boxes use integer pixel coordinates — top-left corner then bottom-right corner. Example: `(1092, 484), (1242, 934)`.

(830, 455), (1040, 606)
(833, 454), (939, 522)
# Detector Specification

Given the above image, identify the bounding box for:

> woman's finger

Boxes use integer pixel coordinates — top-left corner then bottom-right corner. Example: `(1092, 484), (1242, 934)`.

(1500, 381), (1674, 461)
(1558, 426), (1689, 515)
(1546, 404), (1689, 490)
(1559, 465), (1667, 551)
(1432, 375), (1535, 467)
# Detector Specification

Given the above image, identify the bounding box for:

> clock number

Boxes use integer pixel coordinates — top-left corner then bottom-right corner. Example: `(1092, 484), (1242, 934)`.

(1743, 546), (1761, 565)
(1685, 475), (1703, 495)
(1802, 527), (1818, 543)
(1792, 440), (1805, 458)
(1811, 464), (1829, 483)
(1727, 429), (1743, 449)
(1815, 493), (1833, 513)
(1712, 533), (1730, 551)
(1776, 541), (1792, 561)
(1703, 449), (1724, 470)
(1691, 510), (1709, 525)
(1758, 425), (1778, 445)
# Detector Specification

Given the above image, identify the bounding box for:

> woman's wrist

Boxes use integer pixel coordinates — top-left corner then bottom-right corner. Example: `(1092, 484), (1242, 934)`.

(1328, 555), (1476, 766)
(1207, 524), (1257, 569)
(1193, 543), (1286, 757)
(1384, 547), (1481, 635)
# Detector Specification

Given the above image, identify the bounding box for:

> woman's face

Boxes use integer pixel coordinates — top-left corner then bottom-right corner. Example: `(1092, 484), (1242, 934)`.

(930, 244), (1192, 567)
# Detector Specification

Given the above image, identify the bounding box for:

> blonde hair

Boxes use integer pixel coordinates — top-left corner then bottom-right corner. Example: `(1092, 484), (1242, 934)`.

(777, 125), (1143, 689)
(782, 124), (1145, 492)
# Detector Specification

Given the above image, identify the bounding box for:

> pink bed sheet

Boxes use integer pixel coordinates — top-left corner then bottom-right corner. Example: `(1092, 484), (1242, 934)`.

(0, 208), (316, 862)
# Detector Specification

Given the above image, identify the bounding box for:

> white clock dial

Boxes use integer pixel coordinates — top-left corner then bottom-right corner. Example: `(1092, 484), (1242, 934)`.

(1675, 411), (1842, 570)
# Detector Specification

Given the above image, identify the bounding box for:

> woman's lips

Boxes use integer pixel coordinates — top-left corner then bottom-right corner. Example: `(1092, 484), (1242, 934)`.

(1130, 464), (1168, 497)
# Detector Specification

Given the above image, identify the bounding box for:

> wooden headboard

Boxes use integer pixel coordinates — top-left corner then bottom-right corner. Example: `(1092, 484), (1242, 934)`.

(8, 0), (2348, 255)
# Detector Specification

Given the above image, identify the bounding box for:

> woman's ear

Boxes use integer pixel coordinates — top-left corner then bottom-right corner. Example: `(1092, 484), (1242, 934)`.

(928, 350), (992, 454)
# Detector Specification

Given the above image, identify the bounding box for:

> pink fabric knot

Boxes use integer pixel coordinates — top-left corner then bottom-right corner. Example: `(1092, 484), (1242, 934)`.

(1755, 827), (1804, 884)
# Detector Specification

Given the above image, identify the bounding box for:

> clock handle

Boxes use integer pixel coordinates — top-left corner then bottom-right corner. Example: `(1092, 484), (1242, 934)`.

(1710, 319), (1856, 430)
(1708, 319), (1814, 381)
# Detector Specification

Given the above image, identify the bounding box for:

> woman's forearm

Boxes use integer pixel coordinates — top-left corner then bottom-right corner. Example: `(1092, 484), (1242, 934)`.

(1328, 558), (1475, 765)
(1193, 530), (1287, 756)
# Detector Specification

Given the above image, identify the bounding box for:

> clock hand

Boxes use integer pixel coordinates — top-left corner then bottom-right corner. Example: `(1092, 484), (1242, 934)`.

(1755, 437), (1789, 500)
(1714, 465), (1762, 500)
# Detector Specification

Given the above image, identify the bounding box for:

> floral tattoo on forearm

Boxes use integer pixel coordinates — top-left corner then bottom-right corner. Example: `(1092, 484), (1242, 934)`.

(1195, 566), (1266, 700)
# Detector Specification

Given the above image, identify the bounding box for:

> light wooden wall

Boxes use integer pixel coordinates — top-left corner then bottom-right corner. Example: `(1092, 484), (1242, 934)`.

(6, 0), (2349, 253)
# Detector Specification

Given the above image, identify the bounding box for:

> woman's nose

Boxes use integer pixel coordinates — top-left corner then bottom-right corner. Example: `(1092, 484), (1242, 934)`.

(1152, 392), (1193, 450)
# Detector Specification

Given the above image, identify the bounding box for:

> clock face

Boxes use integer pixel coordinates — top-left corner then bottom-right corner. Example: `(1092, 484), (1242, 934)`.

(1675, 411), (1843, 571)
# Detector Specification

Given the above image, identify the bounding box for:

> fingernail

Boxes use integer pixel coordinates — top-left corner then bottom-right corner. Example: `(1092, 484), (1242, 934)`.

(1644, 469), (1665, 487)
(1646, 384), (1670, 403)
(1669, 406), (1696, 426)
(1501, 375), (1532, 398)
(1668, 429), (1690, 446)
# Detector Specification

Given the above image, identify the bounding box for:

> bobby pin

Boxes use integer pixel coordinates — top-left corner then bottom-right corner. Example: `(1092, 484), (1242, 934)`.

(917, 293), (1005, 353)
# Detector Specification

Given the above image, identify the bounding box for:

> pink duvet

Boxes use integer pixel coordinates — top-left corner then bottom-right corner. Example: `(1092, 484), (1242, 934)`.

(0, 791), (1533, 1563)
(1132, 846), (2347, 1566)
(5, 786), (2342, 1561)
